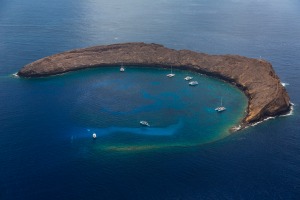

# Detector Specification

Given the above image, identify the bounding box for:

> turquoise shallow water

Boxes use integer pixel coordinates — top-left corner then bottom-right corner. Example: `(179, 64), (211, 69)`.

(40, 67), (247, 151)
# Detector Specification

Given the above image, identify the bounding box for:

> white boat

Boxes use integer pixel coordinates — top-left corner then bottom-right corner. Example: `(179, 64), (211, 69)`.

(120, 63), (125, 72)
(12, 72), (19, 78)
(92, 133), (97, 139)
(184, 76), (193, 81)
(166, 66), (175, 77)
(215, 98), (226, 112)
(167, 73), (175, 78)
(140, 121), (150, 127)
(189, 81), (198, 86)
(215, 106), (226, 112)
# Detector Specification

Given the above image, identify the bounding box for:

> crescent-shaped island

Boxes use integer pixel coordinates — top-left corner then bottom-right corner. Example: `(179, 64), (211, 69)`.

(18, 42), (291, 128)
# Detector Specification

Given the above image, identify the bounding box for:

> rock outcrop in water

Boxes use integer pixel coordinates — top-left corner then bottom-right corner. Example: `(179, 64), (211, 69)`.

(18, 42), (291, 127)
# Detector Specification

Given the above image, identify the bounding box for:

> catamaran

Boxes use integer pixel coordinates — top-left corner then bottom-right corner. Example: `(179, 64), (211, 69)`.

(140, 121), (150, 127)
(184, 76), (193, 81)
(189, 81), (198, 86)
(120, 63), (125, 72)
(215, 98), (226, 112)
(166, 66), (175, 77)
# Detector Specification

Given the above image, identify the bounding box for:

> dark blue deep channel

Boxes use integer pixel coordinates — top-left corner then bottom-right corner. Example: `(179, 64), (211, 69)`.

(1, 0), (300, 199)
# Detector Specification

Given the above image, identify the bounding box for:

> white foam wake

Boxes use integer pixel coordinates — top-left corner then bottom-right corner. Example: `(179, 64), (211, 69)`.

(280, 102), (294, 117)
(250, 116), (276, 127)
(12, 72), (19, 78)
(231, 125), (242, 132)
(281, 82), (289, 87)
(243, 102), (294, 129)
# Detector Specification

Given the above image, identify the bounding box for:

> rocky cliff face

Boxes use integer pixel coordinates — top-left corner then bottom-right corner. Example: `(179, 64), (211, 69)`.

(18, 42), (291, 126)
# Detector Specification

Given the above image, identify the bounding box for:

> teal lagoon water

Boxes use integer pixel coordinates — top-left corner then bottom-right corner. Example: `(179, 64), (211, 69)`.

(18, 67), (247, 151)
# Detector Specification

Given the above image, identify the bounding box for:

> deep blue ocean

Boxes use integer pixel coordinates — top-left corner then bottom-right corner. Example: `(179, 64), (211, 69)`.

(1, 0), (300, 199)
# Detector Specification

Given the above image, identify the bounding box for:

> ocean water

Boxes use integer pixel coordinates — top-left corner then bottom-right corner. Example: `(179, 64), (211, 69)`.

(0, 0), (300, 199)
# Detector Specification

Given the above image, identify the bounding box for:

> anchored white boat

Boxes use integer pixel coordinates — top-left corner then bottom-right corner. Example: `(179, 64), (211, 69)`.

(140, 121), (150, 127)
(184, 76), (193, 81)
(189, 81), (198, 86)
(166, 66), (175, 77)
(120, 63), (125, 72)
(92, 133), (97, 139)
(215, 98), (226, 112)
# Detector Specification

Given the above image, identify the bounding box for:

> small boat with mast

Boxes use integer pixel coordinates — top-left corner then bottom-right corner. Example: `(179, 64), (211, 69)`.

(189, 81), (198, 86)
(166, 66), (175, 77)
(120, 63), (125, 72)
(215, 97), (226, 112)
(140, 121), (150, 127)
(184, 76), (193, 81)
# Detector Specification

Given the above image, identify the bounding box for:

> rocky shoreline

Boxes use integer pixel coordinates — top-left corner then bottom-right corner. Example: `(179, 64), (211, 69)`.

(18, 42), (291, 127)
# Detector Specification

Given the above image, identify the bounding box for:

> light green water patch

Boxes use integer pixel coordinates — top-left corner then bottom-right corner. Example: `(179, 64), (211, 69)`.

(60, 66), (247, 152)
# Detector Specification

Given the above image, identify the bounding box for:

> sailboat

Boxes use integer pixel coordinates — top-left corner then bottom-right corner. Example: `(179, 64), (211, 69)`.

(120, 63), (125, 72)
(215, 97), (226, 112)
(140, 121), (150, 127)
(189, 81), (198, 86)
(166, 66), (175, 77)
(184, 76), (193, 81)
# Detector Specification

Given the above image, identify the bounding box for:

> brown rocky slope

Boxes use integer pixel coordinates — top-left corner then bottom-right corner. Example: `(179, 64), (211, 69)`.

(18, 42), (291, 127)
